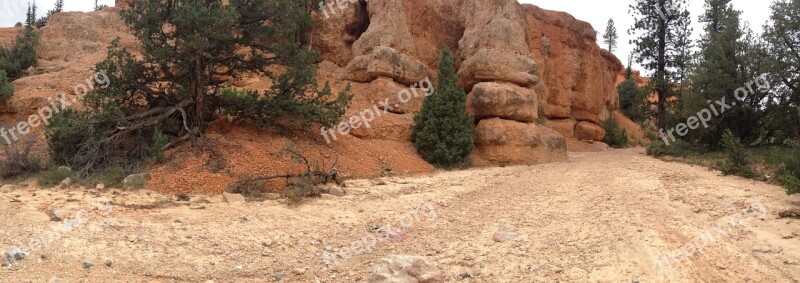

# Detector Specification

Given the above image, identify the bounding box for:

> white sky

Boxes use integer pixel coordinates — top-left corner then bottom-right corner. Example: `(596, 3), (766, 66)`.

(521, 0), (774, 71)
(0, 0), (775, 71)
(0, 0), (116, 27)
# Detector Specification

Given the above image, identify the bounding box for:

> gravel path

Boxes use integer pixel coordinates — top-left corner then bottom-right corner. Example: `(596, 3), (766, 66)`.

(2, 148), (800, 282)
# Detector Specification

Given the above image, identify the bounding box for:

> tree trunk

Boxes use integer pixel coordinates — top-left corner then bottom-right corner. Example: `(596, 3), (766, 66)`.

(657, 0), (668, 130)
(193, 55), (206, 133)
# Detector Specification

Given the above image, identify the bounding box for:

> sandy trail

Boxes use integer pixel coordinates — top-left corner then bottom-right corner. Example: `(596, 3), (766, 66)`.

(2, 148), (800, 282)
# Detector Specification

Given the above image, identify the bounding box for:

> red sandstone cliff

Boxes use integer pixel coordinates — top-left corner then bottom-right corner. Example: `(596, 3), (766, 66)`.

(0, 1), (640, 192)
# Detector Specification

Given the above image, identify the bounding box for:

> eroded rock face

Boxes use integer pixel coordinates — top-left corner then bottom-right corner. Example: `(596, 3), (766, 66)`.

(467, 82), (537, 122)
(524, 5), (623, 128)
(80, 0), (633, 168)
(343, 46), (430, 86)
(472, 118), (567, 165)
(574, 121), (606, 141)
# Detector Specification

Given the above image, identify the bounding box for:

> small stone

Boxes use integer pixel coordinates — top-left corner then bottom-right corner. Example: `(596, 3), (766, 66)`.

(82, 261), (94, 269)
(692, 207), (702, 213)
(492, 225), (518, 242)
(632, 278), (640, 283)
(49, 209), (63, 222)
(784, 259), (800, 265)
(58, 178), (73, 188)
(328, 186), (346, 197)
(553, 267), (564, 274)
(223, 192), (246, 204)
(293, 267), (307, 275)
(105, 260), (112, 267)
(2, 247), (29, 267)
(374, 179), (387, 186)
(459, 272), (471, 279)
(368, 255), (442, 283)
(96, 183), (106, 190)
(274, 273), (284, 281)
(752, 246), (772, 253)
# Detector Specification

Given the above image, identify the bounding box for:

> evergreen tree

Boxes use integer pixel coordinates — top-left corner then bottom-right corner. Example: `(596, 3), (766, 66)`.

(603, 19), (618, 52)
(629, 0), (692, 130)
(412, 50), (475, 167)
(36, 0), (64, 28)
(0, 28), (39, 79)
(618, 61), (647, 123)
(46, 0), (351, 177)
(0, 71), (13, 101)
(764, 0), (799, 116)
(25, 2), (37, 28)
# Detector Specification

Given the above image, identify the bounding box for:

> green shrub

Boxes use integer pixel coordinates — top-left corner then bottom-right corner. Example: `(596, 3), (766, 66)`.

(45, 109), (95, 166)
(412, 50), (475, 167)
(145, 130), (170, 162)
(37, 166), (73, 187)
(226, 174), (266, 198)
(0, 28), (38, 79)
(602, 119), (629, 148)
(102, 164), (125, 188)
(776, 141), (800, 195)
(0, 137), (42, 179)
(719, 130), (754, 177)
(0, 70), (13, 100)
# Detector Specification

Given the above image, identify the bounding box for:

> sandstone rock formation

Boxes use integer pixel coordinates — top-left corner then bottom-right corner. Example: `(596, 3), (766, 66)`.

(0, 0), (638, 190)
(309, 0), (633, 164)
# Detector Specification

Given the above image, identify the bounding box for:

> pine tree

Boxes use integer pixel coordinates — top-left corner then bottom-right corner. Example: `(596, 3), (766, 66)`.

(688, 0), (753, 144)
(36, 0), (64, 28)
(629, 0), (692, 130)
(618, 58), (647, 123)
(412, 50), (475, 167)
(0, 71), (13, 101)
(46, 0), (351, 177)
(25, 2), (37, 28)
(603, 19), (618, 52)
(762, 0), (800, 143)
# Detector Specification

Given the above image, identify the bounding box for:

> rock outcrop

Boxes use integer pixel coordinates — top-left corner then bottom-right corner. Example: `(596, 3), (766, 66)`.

(1, 0), (636, 188)
(311, 0), (631, 164)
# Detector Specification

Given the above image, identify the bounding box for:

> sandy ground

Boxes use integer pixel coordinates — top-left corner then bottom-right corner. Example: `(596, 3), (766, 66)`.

(2, 148), (800, 282)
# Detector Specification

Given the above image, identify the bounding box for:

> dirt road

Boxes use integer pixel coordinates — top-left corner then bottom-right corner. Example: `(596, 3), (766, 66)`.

(2, 148), (800, 282)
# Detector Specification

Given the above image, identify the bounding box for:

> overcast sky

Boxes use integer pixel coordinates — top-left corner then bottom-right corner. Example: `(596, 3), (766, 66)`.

(1, 0), (776, 71)
(0, 0), (115, 27)
(521, 0), (774, 71)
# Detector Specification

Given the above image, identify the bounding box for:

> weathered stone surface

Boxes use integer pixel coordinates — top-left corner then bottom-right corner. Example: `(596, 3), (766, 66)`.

(574, 121), (605, 141)
(458, 48), (539, 90)
(343, 46), (431, 86)
(543, 118), (577, 138)
(524, 5), (624, 125)
(365, 77), (430, 115)
(472, 118), (567, 165)
(368, 255), (444, 283)
(348, 113), (414, 142)
(467, 82), (537, 122)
